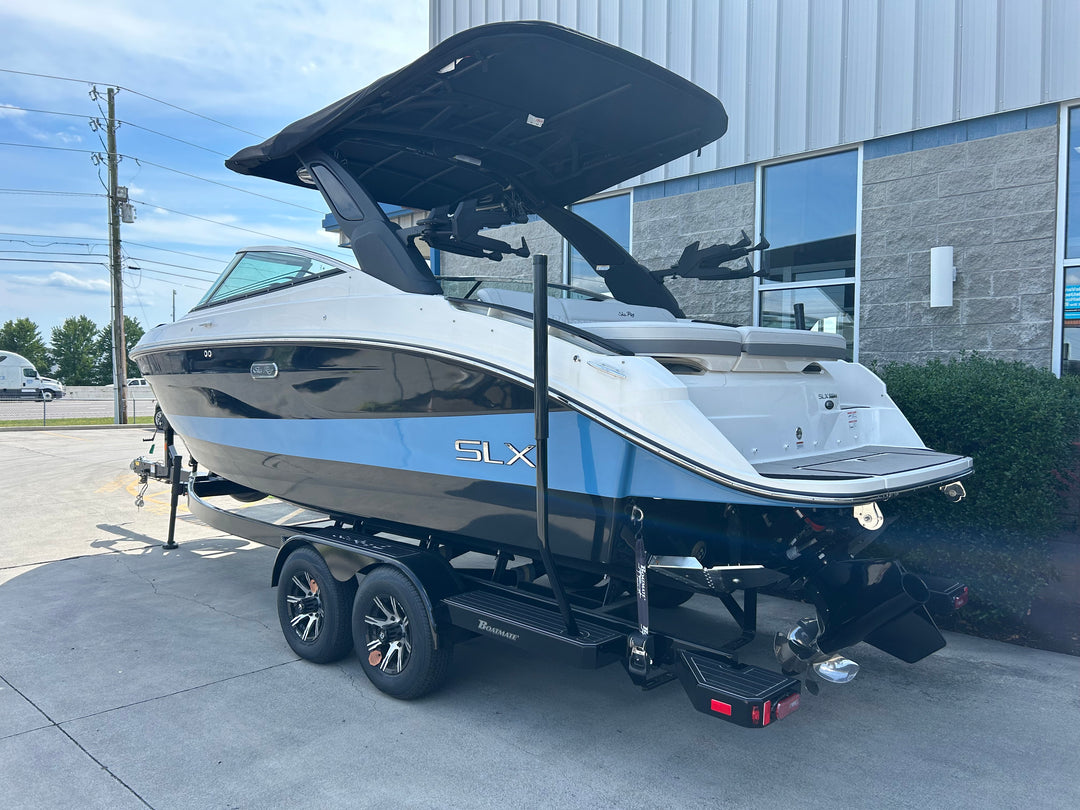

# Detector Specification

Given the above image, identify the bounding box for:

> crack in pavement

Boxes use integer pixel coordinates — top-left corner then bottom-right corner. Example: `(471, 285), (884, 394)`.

(113, 553), (276, 632)
(0, 673), (156, 808)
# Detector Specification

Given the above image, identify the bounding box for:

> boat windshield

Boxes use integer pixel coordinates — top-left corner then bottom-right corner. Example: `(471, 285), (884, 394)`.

(194, 249), (346, 310)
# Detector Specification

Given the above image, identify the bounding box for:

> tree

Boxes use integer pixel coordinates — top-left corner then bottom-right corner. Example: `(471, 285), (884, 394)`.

(48, 316), (101, 385)
(95, 315), (145, 382)
(0, 318), (49, 372)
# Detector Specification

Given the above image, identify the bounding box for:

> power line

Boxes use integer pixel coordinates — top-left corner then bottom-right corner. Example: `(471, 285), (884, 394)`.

(0, 142), (322, 214)
(0, 188), (104, 199)
(0, 234), (229, 265)
(120, 155), (323, 212)
(127, 256), (220, 276)
(118, 87), (264, 139)
(124, 265), (206, 288)
(0, 257), (108, 266)
(128, 197), (332, 249)
(124, 240), (227, 264)
(0, 141), (97, 156)
(0, 67), (97, 86)
(0, 104), (90, 122)
(0, 249), (107, 257)
(0, 104), (232, 157)
(0, 68), (265, 138)
(118, 120), (230, 157)
(0, 231), (107, 242)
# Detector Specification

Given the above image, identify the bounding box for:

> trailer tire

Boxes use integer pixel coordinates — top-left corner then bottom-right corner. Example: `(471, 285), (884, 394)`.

(648, 584), (695, 608)
(153, 406), (169, 431)
(277, 546), (357, 664)
(230, 488), (267, 503)
(353, 566), (452, 700)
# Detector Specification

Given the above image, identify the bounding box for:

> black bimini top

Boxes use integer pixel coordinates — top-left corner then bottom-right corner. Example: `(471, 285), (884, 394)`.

(226, 21), (728, 210)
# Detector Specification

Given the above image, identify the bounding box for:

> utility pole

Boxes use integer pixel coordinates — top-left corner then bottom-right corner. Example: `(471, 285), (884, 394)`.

(106, 87), (128, 424)
(172, 289), (177, 321)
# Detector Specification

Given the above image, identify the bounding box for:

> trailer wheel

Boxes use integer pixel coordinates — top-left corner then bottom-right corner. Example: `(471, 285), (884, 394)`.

(648, 584), (695, 608)
(277, 547), (357, 664)
(353, 567), (452, 699)
(230, 487), (267, 503)
(153, 405), (168, 431)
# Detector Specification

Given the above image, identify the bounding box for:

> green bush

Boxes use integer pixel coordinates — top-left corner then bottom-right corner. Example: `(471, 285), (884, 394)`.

(872, 354), (1080, 633)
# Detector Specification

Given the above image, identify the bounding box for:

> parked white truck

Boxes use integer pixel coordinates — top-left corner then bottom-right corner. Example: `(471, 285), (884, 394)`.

(0, 352), (65, 400)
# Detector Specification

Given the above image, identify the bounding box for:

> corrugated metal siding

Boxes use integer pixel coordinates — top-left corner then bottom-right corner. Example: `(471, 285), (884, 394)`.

(430, 0), (1079, 180)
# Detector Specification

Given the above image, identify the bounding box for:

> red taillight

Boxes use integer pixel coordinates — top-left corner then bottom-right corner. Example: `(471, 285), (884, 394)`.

(953, 587), (969, 610)
(751, 705), (761, 725)
(776, 692), (801, 720)
(709, 699), (732, 716)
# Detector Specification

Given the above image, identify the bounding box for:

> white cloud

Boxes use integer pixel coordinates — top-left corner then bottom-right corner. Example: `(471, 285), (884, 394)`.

(125, 208), (341, 252)
(0, 0), (424, 334)
(11, 270), (110, 292)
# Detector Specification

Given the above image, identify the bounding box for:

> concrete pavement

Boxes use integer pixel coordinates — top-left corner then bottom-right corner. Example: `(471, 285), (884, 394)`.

(1, 428), (1078, 809)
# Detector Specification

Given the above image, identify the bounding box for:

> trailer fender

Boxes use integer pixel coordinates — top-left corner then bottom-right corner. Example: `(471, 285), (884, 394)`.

(272, 536), (462, 649)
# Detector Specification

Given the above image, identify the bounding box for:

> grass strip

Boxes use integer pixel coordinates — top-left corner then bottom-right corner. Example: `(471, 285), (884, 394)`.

(0, 416), (155, 427)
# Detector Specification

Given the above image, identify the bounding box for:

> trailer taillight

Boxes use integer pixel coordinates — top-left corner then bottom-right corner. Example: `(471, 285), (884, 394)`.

(776, 692), (800, 720)
(953, 587), (969, 610)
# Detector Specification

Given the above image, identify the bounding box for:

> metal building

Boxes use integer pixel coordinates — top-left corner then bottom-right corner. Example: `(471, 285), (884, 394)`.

(429, 0), (1080, 373)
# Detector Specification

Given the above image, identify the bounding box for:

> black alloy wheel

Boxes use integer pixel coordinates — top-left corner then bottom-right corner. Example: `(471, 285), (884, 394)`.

(276, 546), (356, 664)
(352, 566), (452, 699)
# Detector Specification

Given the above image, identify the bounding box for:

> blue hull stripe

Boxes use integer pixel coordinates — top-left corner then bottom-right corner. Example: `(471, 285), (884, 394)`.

(170, 412), (775, 505)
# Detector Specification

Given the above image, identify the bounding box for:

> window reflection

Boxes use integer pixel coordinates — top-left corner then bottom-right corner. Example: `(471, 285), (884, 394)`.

(568, 194), (630, 295)
(760, 285), (855, 349)
(1063, 267), (1080, 376)
(759, 151), (858, 359)
(1067, 107), (1080, 261)
(1063, 109), (1080, 375)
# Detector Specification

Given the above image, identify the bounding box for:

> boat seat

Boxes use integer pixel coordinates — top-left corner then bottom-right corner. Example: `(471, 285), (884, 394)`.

(736, 326), (847, 360)
(475, 287), (677, 324)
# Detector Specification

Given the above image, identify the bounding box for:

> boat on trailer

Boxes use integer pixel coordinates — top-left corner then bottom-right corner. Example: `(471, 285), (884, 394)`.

(131, 21), (971, 727)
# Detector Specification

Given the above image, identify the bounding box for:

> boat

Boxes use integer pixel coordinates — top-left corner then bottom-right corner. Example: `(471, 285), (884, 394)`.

(131, 21), (971, 692)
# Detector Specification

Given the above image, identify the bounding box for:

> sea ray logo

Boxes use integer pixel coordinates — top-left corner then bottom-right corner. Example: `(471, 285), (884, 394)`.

(477, 619), (520, 641)
(455, 440), (536, 468)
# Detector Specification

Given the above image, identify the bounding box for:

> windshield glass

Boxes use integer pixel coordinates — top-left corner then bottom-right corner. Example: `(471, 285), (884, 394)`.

(196, 250), (344, 309)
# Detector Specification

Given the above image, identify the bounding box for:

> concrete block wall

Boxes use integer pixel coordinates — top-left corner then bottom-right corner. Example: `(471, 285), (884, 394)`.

(631, 183), (756, 324)
(437, 218), (564, 286)
(859, 125), (1059, 368)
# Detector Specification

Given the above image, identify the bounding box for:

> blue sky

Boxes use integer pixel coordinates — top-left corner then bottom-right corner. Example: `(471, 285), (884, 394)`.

(0, 0), (427, 340)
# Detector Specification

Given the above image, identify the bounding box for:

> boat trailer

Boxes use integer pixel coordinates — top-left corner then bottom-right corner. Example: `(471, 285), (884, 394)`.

(130, 255), (966, 729)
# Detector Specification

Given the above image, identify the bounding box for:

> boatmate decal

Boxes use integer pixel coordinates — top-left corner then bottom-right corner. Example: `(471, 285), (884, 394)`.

(477, 619), (520, 641)
(455, 439), (536, 468)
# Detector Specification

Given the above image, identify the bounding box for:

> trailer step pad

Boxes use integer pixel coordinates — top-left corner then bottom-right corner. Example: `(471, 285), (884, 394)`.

(676, 650), (801, 728)
(443, 590), (624, 668)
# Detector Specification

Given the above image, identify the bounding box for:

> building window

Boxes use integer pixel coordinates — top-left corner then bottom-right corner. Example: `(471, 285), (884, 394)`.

(566, 193), (630, 295)
(1062, 107), (1080, 375)
(756, 151), (858, 358)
